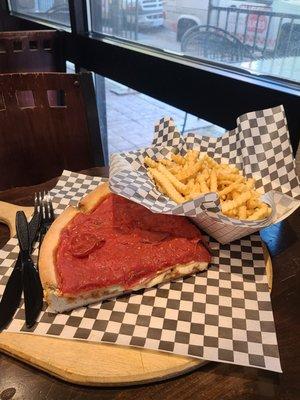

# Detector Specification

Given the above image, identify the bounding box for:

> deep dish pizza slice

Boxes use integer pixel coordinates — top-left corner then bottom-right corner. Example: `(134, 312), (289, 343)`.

(39, 183), (210, 313)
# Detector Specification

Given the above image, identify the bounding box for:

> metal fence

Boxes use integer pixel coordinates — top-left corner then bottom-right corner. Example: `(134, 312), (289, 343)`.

(208, 3), (300, 59)
(92, 0), (139, 41)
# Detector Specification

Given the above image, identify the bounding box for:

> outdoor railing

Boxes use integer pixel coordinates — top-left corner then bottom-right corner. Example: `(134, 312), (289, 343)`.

(208, 4), (300, 59)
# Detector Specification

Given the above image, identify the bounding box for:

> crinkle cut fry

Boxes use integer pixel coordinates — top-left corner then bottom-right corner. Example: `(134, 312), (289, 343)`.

(144, 150), (272, 221)
(222, 191), (252, 213)
(157, 163), (187, 194)
(150, 168), (185, 204)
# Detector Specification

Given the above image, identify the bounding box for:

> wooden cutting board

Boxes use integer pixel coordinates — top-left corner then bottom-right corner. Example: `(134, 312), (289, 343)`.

(0, 202), (272, 386)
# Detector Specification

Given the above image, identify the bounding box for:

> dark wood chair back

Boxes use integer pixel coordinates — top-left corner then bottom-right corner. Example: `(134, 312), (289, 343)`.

(0, 30), (64, 73)
(0, 72), (105, 190)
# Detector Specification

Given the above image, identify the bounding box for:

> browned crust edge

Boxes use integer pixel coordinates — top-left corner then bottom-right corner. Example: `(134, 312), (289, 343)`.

(39, 182), (111, 298)
(78, 181), (111, 213)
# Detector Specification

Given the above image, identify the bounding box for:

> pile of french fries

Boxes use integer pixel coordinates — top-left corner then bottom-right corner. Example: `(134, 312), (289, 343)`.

(144, 150), (272, 221)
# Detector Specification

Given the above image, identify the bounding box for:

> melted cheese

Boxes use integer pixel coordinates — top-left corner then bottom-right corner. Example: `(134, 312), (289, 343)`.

(133, 261), (208, 291)
(46, 261), (208, 313)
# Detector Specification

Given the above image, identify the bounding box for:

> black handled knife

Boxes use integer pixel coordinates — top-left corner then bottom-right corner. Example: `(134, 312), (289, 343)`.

(0, 256), (23, 331)
(0, 211), (41, 331)
(16, 211), (43, 328)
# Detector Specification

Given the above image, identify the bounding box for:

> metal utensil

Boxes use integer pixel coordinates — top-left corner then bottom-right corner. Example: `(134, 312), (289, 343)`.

(36, 191), (55, 262)
(0, 210), (40, 331)
(16, 211), (43, 328)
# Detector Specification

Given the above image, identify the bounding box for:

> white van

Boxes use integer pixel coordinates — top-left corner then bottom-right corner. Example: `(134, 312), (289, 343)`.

(138, 0), (165, 28)
(165, 0), (300, 53)
(101, 0), (165, 29)
(10, 0), (165, 29)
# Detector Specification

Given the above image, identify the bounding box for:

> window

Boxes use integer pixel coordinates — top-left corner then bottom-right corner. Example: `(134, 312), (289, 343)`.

(5, 0), (300, 157)
(9, 0), (71, 28)
(90, 0), (300, 83)
(95, 75), (225, 155)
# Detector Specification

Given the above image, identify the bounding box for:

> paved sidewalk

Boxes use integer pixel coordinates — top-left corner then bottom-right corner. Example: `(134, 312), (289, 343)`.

(105, 80), (225, 155)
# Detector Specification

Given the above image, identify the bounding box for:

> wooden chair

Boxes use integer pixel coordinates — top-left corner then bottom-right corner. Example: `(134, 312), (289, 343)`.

(0, 30), (65, 73)
(0, 72), (105, 190)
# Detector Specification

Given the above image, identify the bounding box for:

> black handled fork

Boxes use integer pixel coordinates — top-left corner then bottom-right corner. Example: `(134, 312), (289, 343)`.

(35, 191), (55, 264)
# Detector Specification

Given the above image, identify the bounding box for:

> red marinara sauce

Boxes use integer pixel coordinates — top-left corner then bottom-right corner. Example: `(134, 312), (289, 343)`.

(56, 194), (211, 294)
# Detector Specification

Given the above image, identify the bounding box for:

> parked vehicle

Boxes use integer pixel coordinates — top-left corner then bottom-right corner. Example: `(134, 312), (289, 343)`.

(98, 0), (165, 30)
(164, 0), (211, 40)
(165, 0), (300, 56)
(133, 0), (165, 28)
(11, 0), (165, 30)
(271, 0), (300, 54)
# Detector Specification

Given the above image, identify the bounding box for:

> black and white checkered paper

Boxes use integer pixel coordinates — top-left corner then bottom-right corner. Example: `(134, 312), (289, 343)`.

(110, 105), (300, 244)
(0, 170), (281, 372)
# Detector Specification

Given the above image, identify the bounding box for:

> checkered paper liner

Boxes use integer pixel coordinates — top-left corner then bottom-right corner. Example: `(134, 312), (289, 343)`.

(109, 105), (300, 244)
(0, 170), (282, 372)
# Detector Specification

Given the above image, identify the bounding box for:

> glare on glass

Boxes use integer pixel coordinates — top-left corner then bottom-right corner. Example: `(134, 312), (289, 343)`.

(90, 0), (300, 83)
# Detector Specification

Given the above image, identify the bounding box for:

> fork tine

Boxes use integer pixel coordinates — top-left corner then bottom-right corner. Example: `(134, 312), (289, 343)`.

(37, 191), (43, 219)
(40, 191), (46, 222)
(43, 192), (50, 222)
(43, 191), (47, 220)
(48, 194), (55, 222)
(34, 192), (38, 214)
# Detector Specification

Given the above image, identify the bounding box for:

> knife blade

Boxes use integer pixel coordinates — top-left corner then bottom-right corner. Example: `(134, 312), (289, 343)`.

(0, 258), (23, 331)
(16, 211), (43, 328)
(23, 259), (44, 328)
(0, 210), (41, 331)
(28, 211), (41, 252)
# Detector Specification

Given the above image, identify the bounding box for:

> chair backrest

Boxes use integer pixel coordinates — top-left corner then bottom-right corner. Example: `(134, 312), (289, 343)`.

(181, 25), (253, 63)
(0, 30), (64, 73)
(0, 72), (105, 190)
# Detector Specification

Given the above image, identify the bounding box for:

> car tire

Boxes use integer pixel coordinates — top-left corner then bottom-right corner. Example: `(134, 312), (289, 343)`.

(177, 19), (197, 42)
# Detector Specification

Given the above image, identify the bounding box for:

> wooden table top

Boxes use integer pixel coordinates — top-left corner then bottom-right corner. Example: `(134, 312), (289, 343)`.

(0, 167), (299, 400)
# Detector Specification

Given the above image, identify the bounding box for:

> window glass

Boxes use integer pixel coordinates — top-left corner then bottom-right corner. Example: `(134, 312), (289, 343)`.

(90, 0), (300, 83)
(94, 75), (225, 155)
(9, 0), (71, 27)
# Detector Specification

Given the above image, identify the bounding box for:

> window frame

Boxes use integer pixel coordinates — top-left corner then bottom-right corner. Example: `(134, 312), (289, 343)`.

(6, 0), (72, 30)
(4, 0), (300, 154)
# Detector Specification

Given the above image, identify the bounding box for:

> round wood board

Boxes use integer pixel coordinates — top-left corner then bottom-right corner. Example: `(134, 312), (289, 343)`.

(0, 202), (272, 386)
(0, 333), (205, 386)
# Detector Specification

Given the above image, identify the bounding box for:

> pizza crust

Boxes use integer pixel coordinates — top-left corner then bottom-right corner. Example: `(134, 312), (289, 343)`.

(39, 182), (209, 313)
(78, 181), (110, 213)
(39, 206), (79, 291)
(45, 261), (208, 313)
(39, 182), (111, 305)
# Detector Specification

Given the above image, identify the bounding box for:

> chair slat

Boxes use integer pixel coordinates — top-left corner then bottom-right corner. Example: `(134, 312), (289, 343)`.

(0, 72), (105, 190)
(0, 30), (64, 74)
